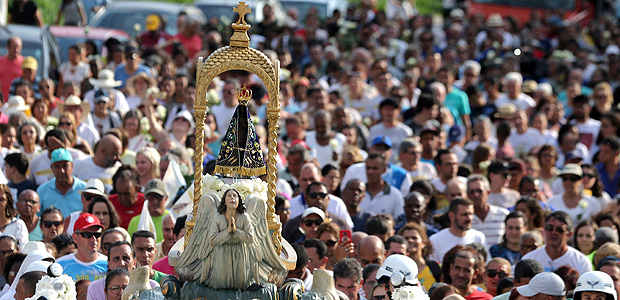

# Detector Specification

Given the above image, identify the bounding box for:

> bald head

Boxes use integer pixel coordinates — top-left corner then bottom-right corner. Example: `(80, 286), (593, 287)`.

(95, 135), (122, 168)
(358, 235), (385, 268)
(446, 178), (466, 202)
(17, 189), (40, 217)
(7, 36), (22, 58)
(299, 163), (322, 194)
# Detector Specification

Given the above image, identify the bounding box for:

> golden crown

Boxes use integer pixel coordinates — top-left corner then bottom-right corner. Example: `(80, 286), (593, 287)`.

(237, 84), (252, 105)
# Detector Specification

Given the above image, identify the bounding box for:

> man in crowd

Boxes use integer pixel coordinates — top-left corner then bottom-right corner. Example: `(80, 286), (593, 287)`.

(131, 230), (166, 284)
(57, 213), (107, 281)
(341, 179), (370, 232)
(431, 149), (466, 209)
(399, 138), (437, 181)
(333, 258), (364, 300)
(0, 36), (23, 100)
(467, 174), (509, 247)
(15, 271), (46, 300)
(303, 239), (329, 274)
(361, 153), (404, 218)
(449, 251), (492, 300)
(30, 129), (88, 185)
(128, 179), (169, 242)
(5, 152), (36, 196)
(109, 167), (144, 228)
(515, 273), (566, 300)
(357, 235), (385, 268)
(9, 56), (39, 98)
(73, 134), (123, 193)
(429, 198), (485, 261)
(37, 148), (87, 217)
(17, 189), (42, 241)
(596, 137), (620, 197)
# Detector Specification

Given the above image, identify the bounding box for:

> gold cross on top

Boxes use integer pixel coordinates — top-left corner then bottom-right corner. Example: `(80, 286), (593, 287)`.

(233, 2), (252, 25)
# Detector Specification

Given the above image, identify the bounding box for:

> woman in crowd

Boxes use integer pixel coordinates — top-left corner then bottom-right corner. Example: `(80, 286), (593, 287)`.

(0, 125), (16, 150)
(122, 110), (150, 153)
(398, 222), (438, 291)
(125, 73), (156, 109)
(489, 211), (527, 264)
(31, 99), (54, 131)
(135, 147), (161, 189)
(571, 219), (598, 256)
(105, 268), (130, 300)
(88, 198), (120, 231)
(52, 234), (76, 259)
(40, 207), (64, 244)
(590, 112), (620, 161)
(537, 144), (559, 186)
(484, 258), (511, 296)
(515, 197), (545, 232)
(322, 164), (342, 198)
(548, 164), (601, 223)
(316, 222), (341, 270)
(581, 164), (612, 209)
(16, 122), (41, 162)
(58, 112), (88, 147)
(99, 228), (127, 256)
(0, 185), (28, 247)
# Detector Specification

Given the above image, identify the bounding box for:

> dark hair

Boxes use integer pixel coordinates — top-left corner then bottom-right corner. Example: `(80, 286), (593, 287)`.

(440, 245), (484, 284)
(101, 228), (125, 246)
(105, 268), (130, 290)
(112, 165), (140, 191)
(537, 144), (558, 162)
(2, 252), (25, 280)
(41, 207), (64, 224)
(173, 215), (186, 237)
(20, 271), (47, 297)
(44, 129), (67, 147)
(429, 284), (457, 300)
(398, 222), (434, 258)
(0, 185), (16, 219)
(545, 211), (573, 230)
(306, 181), (328, 196)
(499, 211), (528, 247)
(131, 230), (155, 244)
(410, 180), (436, 212)
(367, 152), (386, 164)
(292, 243), (308, 269)
(416, 93), (438, 114)
(217, 189), (246, 214)
(449, 197), (473, 214)
(553, 265), (579, 291)
(303, 238), (328, 260)
(87, 198), (120, 229)
(333, 258), (363, 283)
(582, 164), (605, 197)
(601, 137), (620, 152)
(4, 152), (28, 175)
(514, 259), (543, 282)
(597, 113), (620, 145)
(516, 197), (545, 229)
(107, 240), (134, 260)
(51, 234), (76, 254)
(366, 215), (392, 238)
(363, 264), (381, 281)
(434, 149), (453, 167)
(496, 121), (512, 143)
(385, 234), (407, 250)
(16, 122), (40, 146)
(496, 277), (514, 294)
(0, 235), (17, 250)
(594, 213), (620, 242)
(321, 164), (340, 177)
(571, 219), (598, 253)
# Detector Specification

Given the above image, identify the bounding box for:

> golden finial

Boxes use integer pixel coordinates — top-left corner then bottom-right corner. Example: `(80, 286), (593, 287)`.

(230, 2), (252, 47)
(237, 84), (252, 105)
(233, 2), (251, 25)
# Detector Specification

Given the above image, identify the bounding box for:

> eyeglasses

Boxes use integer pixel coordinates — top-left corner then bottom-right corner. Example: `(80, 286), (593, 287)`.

(77, 231), (103, 239)
(545, 224), (567, 234)
(486, 269), (508, 279)
(107, 285), (128, 294)
(302, 219), (323, 227)
(583, 173), (595, 179)
(58, 122), (72, 126)
(42, 220), (62, 228)
(325, 240), (337, 247)
(561, 176), (581, 182)
(309, 192), (328, 199)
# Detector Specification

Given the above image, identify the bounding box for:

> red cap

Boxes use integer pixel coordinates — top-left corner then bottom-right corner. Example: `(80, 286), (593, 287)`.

(74, 213), (103, 231)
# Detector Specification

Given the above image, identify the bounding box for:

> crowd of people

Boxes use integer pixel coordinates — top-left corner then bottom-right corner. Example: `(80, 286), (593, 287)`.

(1, 0), (620, 300)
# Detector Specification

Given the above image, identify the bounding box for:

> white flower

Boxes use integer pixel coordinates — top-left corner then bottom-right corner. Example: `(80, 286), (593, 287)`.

(27, 275), (76, 300)
(392, 286), (429, 300)
(329, 139), (339, 150)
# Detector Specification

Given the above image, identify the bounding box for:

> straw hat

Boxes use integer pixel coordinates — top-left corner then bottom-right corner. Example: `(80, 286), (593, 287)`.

(57, 96), (91, 122)
(88, 69), (122, 89)
(126, 72), (157, 96)
(2, 95), (30, 116)
(493, 103), (517, 120)
(486, 14), (504, 27)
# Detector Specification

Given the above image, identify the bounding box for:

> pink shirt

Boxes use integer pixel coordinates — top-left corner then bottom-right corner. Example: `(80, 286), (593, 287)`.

(174, 33), (201, 59)
(152, 256), (175, 275)
(0, 55), (23, 99)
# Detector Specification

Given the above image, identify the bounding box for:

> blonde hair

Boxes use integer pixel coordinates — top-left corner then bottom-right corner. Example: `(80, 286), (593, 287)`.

(137, 146), (161, 179)
(59, 112), (78, 139)
(594, 242), (620, 268)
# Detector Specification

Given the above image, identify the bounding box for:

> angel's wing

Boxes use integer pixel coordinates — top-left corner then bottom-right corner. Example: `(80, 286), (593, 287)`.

(174, 192), (219, 282)
(246, 194), (288, 284)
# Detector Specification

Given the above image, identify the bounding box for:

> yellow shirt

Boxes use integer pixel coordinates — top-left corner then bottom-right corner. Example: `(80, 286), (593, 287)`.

(418, 265), (437, 291)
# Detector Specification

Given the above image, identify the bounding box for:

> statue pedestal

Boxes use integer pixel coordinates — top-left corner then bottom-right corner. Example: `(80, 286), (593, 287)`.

(180, 281), (278, 300)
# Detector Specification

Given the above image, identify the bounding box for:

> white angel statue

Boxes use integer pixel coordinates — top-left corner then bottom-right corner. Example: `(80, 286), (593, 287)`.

(176, 188), (288, 289)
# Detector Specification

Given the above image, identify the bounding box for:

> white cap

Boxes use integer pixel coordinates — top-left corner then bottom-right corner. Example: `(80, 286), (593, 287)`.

(517, 272), (566, 297)
(81, 179), (106, 198)
(301, 207), (325, 220)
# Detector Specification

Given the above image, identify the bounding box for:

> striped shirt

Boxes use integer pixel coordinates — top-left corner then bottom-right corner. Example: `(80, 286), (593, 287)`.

(472, 205), (509, 248)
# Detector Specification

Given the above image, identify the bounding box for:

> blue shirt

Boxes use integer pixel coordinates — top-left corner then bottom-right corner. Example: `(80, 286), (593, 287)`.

(36, 177), (87, 217)
(57, 253), (108, 282)
(114, 64), (152, 88)
(444, 87), (471, 125)
(596, 162), (620, 198)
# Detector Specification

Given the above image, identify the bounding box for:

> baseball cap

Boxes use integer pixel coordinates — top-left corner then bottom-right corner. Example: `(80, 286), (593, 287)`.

(22, 56), (38, 70)
(420, 120), (441, 136)
(448, 125), (465, 143)
(74, 213), (103, 231)
(81, 179), (106, 198)
(559, 163), (583, 177)
(301, 207), (325, 221)
(50, 148), (73, 164)
(488, 161), (512, 174)
(371, 136), (393, 148)
(144, 179), (167, 197)
(517, 272), (566, 297)
(94, 89), (110, 103)
(145, 14), (161, 31)
(565, 150), (584, 162)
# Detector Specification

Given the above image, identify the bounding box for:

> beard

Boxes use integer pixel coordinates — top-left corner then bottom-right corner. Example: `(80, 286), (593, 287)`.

(456, 220), (471, 231)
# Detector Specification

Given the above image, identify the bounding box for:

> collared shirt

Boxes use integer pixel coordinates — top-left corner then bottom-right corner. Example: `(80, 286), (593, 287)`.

(472, 205), (509, 248)
(596, 162), (620, 197)
(36, 177), (87, 217)
(360, 181), (405, 218)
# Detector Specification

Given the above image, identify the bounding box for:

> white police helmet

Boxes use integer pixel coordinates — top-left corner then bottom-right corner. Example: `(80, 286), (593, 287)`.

(574, 271), (617, 300)
(375, 254), (418, 286)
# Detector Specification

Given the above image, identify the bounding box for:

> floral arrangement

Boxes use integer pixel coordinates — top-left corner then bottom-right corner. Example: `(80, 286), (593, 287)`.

(26, 275), (76, 300)
(202, 174), (268, 200)
(391, 285), (430, 300)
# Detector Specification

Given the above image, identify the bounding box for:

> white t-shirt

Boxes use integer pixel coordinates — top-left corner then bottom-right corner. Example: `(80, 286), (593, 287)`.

(428, 228), (486, 262)
(304, 131), (346, 168)
(547, 193), (602, 224)
(88, 112), (122, 137)
(494, 93), (536, 111)
(464, 137), (498, 151)
(508, 128), (544, 158)
(407, 161), (437, 181)
(72, 157), (121, 193)
(522, 246), (592, 275)
(59, 61), (90, 84)
(340, 162), (412, 196)
(210, 104), (237, 134)
(77, 122), (101, 148)
(368, 122), (413, 163)
(2, 218), (28, 248)
(83, 88), (129, 115)
(472, 205), (509, 248)
(487, 189), (520, 209)
(289, 194), (353, 228)
(361, 183), (405, 218)
(29, 149), (89, 185)
(573, 118), (601, 150)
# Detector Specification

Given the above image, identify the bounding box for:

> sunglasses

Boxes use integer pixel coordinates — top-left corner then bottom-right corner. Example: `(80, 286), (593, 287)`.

(468, 189), (483, 195)
(582, 173), (595, 179)
(83, 194), (101, 201)
(545, 224), (567, 234)
(561, 176), (581, 182)
(325, 240), (337, 247)
(42, 220), (62, 228)
(302, 219), (323, 227)
(309, 192), (328, 199)
(77, 231), (102, 239)
(373, 296), (386, 300)
(58, 122), (72, 126)
(486, 269), (508, 279)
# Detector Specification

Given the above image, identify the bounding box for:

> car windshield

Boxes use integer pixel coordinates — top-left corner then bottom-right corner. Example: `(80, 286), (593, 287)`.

(471, 0), (575, 10)
(0, 41), (43, 78)
(92, 10), (179, 36)
(279, 1), (326, 22)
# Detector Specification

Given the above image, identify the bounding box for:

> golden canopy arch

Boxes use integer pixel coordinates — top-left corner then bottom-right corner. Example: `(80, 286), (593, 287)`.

(186, 2), (283, 254)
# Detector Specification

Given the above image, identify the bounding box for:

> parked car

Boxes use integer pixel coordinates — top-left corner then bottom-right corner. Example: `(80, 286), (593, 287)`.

(89, 1), (206, 36)
(278, 0), (348, 22)
(193, 0), (286, 26)
(0, 24), (60, 81)
(50, 26), (130, 63)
